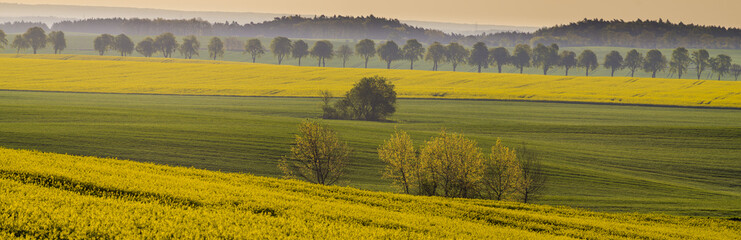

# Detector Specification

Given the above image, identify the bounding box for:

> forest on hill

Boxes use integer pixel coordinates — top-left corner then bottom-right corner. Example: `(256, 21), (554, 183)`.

(1, 17), (740, 49)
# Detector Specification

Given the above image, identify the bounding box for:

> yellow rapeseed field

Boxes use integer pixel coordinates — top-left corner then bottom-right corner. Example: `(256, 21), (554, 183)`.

(1, 54), (741, 108)
(1, 147), (740, 239)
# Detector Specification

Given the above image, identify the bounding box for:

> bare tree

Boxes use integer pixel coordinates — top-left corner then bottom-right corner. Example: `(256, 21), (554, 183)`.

(279, 120), (350, 185)
(516, 146), (546, 203)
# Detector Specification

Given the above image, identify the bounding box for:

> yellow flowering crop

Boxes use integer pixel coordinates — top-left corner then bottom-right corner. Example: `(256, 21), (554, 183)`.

(1, 54), (740, 108)
(1, 147), (739, 239)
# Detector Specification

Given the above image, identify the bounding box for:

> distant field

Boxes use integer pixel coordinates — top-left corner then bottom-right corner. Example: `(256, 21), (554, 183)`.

(1, 147), (739, 239)
(2, 55), (741, 108)
(2, 33), (741, 79)
(1, 91), (739, 216)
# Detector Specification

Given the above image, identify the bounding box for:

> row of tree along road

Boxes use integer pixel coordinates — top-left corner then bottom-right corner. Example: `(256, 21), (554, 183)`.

(280, 76), (546, 202)
(2, 27), (740, 80)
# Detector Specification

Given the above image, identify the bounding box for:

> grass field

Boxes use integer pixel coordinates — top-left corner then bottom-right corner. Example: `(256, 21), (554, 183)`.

(1, 147), (739, 239)
(2, 55), (741, 108)
(1, 90), (739, 216)
(2, 33), (741, 79)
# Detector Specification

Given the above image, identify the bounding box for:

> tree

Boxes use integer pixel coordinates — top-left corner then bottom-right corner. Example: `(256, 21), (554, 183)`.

(113, 34), (134, 56)
(481, 139), (520, 201)
(511, 44), (532, 74)
(10, 35), (29, 54)
(469, 42), (489, 73)
(291, 40), (309, 66)
(419, 131), (484, 198)
(643, 50), (667, 78)
(179, 35), (200, 59)
(207, 37), (224, 60)
(310, 40), (333, 67)
(335, 44), (353, 68)
(379, 129), (417, 194)
(709, 54), (732, 80)
(279, 120), (350, 185)
(669, 47), (690, 79)
(23, 27), (46, 54)
(323, 76), (397, 121)
(731, 64), (741, 81)
(402, 39), (425, 70)
(691, 49), (710, 80)
(154, 33), (178, 58)
(490, 47), (510, 73)
(516, 146), (546, 203)
(93, 34), (114, 56)
(46, 31), (66, 54)
(135, 37), (156, 57)
(355, 39), (376, 68)
(603, 51), (624, 77)
(0, 30), (6, 50)
(270, 36), (292, 65)
(577, 50), (598, 76)
(244, 38), (265, 63)
(532, 43), (559, 75)
(558, 50), (577, 76)
(624, 49), (643, 77)
(445, 42), (468, 72)
(425, 42), (445, 71)
(377, 41), (401, 69)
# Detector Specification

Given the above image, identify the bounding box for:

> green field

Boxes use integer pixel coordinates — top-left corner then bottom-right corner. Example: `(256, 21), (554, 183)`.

(2, 90), (739, 216)
(3, 33), (741, 79)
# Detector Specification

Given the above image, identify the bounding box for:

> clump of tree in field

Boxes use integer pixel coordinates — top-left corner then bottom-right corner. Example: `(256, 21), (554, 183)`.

(279, 120), (350, 185)
(378, 129), (547, 203)
(321, 76), (397, 121)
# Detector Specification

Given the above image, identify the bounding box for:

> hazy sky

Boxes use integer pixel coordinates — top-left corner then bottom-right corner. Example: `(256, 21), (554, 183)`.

(8, 0), (741, 27)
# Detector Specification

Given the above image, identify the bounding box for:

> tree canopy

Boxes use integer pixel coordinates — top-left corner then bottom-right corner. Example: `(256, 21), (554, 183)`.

(113, 34), (134, 56)
(270, 36), (292, 65)
(208, 37), (224, 60)
(377, 41), (401, 69)
(577, 50), (598, 76)
(355, 39), (376, 68)
(402, 39), (425, 70)
(244, 38), (265, 63)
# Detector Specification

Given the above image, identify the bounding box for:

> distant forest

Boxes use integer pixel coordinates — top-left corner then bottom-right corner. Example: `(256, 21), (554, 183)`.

(1, 17), (740, 49)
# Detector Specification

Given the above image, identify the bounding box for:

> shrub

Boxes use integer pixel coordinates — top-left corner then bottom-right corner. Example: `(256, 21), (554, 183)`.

(279, 120), (350, 185)
(323, 76), (396, 121)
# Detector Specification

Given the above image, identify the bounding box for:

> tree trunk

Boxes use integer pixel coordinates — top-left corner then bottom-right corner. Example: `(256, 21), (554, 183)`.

(631, 69), (635, 77)
(33, 48), (37, 54)
(543, 67), (547, 75)
(318, 58), (321, 67)
(322, 58), (325, 67)
(364, 57), (369, 68)
(586, 67), (589, 76)
(342, 59), (346, 68)
(452, 64), (457, 72)
(298, 57), (302, 66)
(387, 61), (391, 69)
(565, 67), (569, 76)
(652, 70), (657, 78)
(498, 64), (502, 73)
(410, 60), (414, 70)
(478, 65), (481, 73)
(520, 67), (523, 74)
(611, 68), (615, 77)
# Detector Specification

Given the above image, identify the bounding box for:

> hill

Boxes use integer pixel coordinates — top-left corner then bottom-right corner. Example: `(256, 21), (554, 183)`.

(1, 54), (740, 108)
(1, 147), (739, 239)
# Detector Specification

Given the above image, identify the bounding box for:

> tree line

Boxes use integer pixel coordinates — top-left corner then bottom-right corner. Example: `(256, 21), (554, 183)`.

(4, 26), (740, 80)
(5, 17), (740, 49)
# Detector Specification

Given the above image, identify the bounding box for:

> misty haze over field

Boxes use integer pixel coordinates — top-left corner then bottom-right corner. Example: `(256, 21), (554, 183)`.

(0, 3), (539, 34)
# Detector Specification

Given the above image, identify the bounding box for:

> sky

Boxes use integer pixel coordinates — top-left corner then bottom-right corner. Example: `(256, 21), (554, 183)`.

(7, 0), (741, 27)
